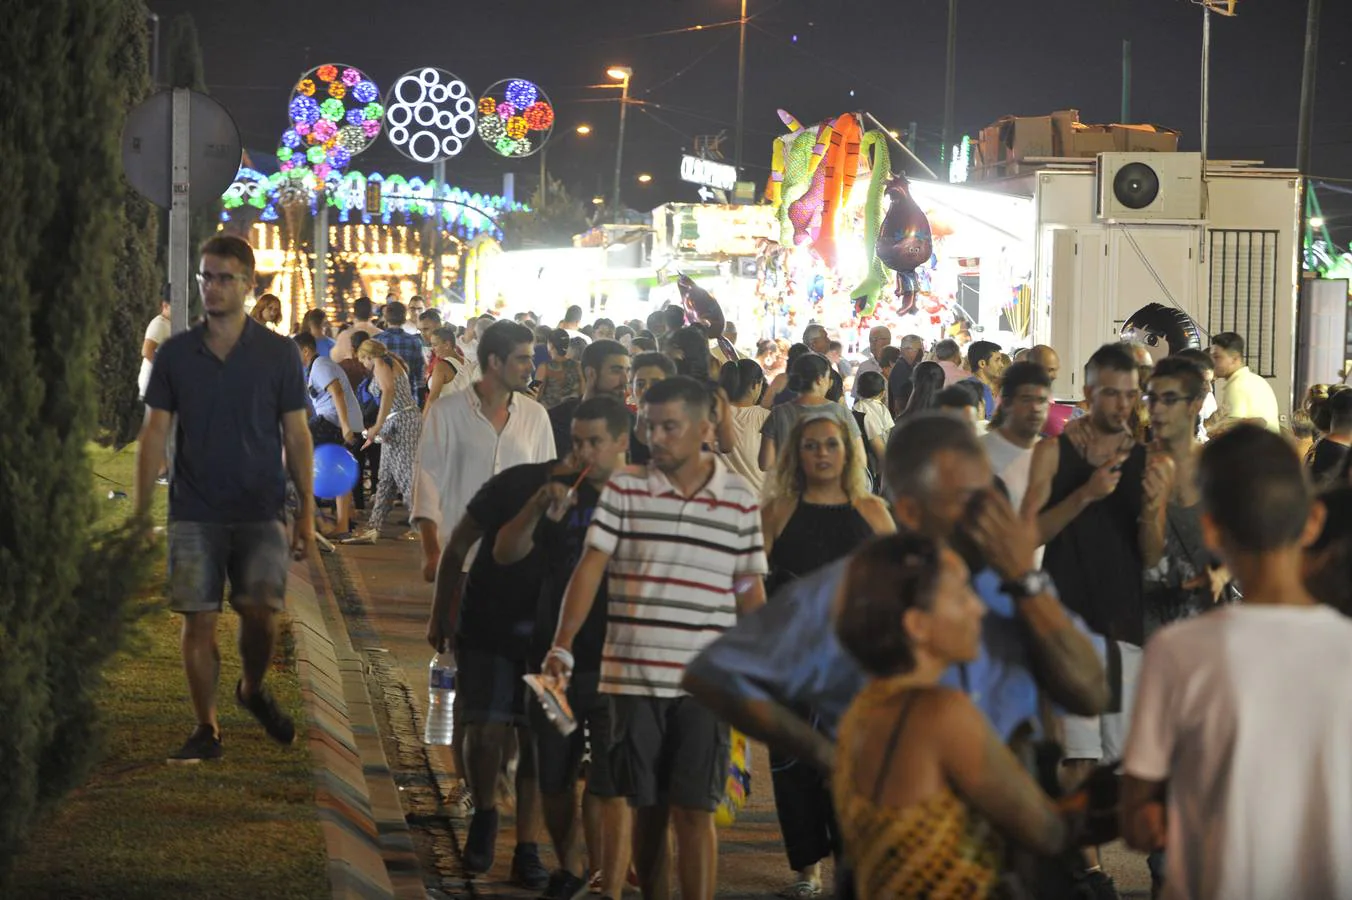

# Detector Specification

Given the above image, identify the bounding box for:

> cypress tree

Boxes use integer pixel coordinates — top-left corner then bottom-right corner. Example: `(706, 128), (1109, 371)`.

(97, 0), (161, 445)
(0, 0), (156, 878)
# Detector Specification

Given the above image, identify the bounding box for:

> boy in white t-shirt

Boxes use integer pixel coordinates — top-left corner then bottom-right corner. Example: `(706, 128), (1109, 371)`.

(1122, 424), (1352, 900)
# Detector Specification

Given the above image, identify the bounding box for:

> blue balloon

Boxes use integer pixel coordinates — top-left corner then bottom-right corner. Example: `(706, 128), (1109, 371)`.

(313, 443), (360, 499)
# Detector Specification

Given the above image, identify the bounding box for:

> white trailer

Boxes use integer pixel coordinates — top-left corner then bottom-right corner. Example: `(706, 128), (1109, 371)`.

(996, 154), (1301, 410)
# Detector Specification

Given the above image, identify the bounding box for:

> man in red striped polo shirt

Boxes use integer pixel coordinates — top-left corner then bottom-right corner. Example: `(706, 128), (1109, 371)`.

(544, 375), (768, 900)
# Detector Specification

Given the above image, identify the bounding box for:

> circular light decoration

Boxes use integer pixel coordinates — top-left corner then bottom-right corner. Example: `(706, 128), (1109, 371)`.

(476, 78), (553, 159)
(384, 67), (478, 164)
(287, 63), (383, 160)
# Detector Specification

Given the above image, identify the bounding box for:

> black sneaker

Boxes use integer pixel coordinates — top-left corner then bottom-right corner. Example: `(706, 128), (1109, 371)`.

(1076, 868), (1121, 900)
(168, 724), (222, 763)
(235, 679), (296, 745)
(462, 807), (499, 874)
(511, 844), (550, 891)
(535, 864), (584, 891)
(537, 869), (586, 900)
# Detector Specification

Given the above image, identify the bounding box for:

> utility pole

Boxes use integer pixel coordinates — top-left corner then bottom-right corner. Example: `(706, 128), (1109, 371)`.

(941, 0), (957, 178)
(608, 67), (632, 218)
(1121, 40), (1132, 123)
(1200, 5), (1212, 161)
(1296, 0), (1321, 181)
(735, 0), (747, 174)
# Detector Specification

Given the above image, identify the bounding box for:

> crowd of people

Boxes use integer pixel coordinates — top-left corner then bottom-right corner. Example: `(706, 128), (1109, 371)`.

(135, 234), (1352, 900)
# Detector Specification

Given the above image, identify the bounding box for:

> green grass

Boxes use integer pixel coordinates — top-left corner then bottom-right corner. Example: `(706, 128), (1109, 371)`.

(4, 445), (330, 900)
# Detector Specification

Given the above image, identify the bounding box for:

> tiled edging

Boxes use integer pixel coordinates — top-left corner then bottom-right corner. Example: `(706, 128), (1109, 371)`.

(289, 554), (423, 900)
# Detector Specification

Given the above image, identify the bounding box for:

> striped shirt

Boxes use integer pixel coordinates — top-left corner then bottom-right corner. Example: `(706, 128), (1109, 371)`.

(587, 456), (768, 698)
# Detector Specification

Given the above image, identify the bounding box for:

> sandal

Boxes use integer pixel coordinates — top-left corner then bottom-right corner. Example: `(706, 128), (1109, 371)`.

(778, 881), (822, 899)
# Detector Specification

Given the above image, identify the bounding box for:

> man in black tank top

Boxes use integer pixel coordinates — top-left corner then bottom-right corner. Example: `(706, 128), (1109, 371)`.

(1022, 343), (1147, 897)
(1023, 344), (1147, 645)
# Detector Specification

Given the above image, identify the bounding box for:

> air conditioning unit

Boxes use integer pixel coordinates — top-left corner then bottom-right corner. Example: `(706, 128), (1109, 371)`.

(1096, 152), (1203, 223)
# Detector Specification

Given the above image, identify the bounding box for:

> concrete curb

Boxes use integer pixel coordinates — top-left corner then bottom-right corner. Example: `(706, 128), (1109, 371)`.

(289, 553), (425, 900)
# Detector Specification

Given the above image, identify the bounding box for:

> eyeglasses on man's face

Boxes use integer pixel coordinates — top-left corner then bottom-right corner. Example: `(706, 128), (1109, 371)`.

(196, 272), (245, 286)
(1143, 391), (1197, 407)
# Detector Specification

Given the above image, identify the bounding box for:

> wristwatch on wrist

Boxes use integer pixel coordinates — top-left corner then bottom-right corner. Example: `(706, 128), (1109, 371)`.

(1000, 569), (1055, 600)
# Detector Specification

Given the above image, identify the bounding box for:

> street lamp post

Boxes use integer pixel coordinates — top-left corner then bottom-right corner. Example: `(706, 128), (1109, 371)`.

(607, 66), (632, 219)
(941, 0), (957, 178)
(735, 0), (747, 175)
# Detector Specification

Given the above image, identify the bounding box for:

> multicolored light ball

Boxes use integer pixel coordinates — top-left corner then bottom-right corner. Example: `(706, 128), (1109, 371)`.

(476, 79), (553, 158)
(288, 63), (383, 160)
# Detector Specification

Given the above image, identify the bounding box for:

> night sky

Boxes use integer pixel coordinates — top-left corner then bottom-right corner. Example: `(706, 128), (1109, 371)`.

(151, 0), (1352, 241)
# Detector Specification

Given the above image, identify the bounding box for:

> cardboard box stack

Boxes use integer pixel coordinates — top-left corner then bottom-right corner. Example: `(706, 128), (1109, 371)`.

(973, 109), (1179, 181)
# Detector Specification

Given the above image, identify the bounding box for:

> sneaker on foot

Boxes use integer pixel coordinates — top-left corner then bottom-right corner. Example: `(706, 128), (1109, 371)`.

(511, 844), (550, 891)
(538, 869), (587, 900)
(462, 808), (499, 874)
(446, 781), (474, 819)
(1077, 868), (1121, 900)
(167, 724), (222, 763)
(342, 528), (379, 545)
(235, 679), (296, 745)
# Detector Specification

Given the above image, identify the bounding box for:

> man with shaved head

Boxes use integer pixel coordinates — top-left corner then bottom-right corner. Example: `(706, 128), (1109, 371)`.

(850, 325), (893, 400)
(1028, 345), (1061, 385)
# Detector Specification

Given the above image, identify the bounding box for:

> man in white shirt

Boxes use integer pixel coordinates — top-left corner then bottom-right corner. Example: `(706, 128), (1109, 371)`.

(850, 325), (892, 400)
(559, 304), (589, 345)
(138, 299), (172, 399)
(414, 319), (555, 584)
(1206, 331), (1280, 434)
(980, 361), (1051, 512)
(1122, 425), (1352, 900)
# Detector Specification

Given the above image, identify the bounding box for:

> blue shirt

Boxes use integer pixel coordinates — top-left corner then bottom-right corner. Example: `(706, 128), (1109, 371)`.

(376, 328), (426, 405)
(316, 335), (335, 359)
(144, 317), (307, 523)
(686, 559), (1078, 741)
(307, 354), (363, 432)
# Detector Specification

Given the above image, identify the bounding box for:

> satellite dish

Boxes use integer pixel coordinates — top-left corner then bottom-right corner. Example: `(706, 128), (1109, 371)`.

(121, 89), (242, 209)
(1112, 161), (1161, 210)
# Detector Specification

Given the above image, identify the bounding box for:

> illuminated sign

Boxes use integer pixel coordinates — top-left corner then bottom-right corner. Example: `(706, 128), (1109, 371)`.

(680, 155), (737, 192)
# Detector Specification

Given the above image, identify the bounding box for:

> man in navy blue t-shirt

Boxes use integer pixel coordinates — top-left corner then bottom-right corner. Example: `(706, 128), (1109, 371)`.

(135, 234), (315, 764)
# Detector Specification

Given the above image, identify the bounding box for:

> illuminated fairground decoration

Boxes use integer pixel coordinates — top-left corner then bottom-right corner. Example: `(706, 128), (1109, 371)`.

(221, 166), (526, 238)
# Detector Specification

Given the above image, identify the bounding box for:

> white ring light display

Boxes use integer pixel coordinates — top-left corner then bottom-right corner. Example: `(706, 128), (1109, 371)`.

(384, 67), (477, 164)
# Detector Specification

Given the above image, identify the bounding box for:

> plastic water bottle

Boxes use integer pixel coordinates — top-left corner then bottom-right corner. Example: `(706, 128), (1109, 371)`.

(423, 652), (456, 745)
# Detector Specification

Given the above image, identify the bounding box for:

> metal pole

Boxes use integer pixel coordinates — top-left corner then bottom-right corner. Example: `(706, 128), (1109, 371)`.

(1121, 39), (1132, 123)
(941, 0), (957, 178)
(611, 76), (630, 217)
(432, 158), (445, 302)
(169, 88), (190, 334)
(1296, 0), (1321, 179)
(735, 0), (747, 173)
(147, 12), (160, 88)
(1200, 7), (1211, 162)
(314, 201), (328, 312)
(539, 145), (548, 208)
(1294, 0), (1322, 400)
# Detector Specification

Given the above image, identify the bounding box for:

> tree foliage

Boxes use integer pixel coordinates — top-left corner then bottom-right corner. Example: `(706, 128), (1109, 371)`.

(96, 0), (160, 445)
(0, 0), (157, 880)
(497, 175), (593, 250)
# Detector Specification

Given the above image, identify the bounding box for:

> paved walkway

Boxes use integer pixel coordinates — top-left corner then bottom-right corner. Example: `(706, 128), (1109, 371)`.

(295, 517), (1152, 898)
